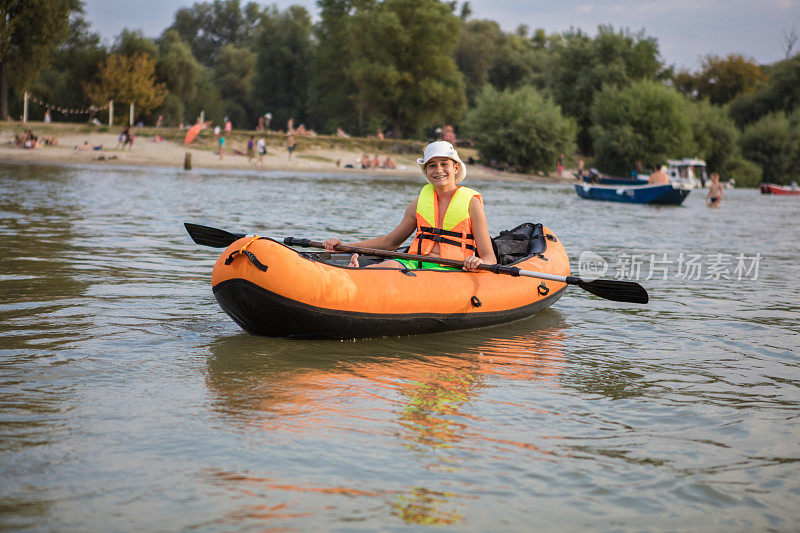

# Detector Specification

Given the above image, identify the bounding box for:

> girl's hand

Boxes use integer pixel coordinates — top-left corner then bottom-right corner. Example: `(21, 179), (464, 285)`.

(323, 238), (342, 251)
(462, 255), (484, 272)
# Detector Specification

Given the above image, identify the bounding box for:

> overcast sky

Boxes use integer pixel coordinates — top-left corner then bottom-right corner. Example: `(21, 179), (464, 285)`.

(84, 0), (799, 71)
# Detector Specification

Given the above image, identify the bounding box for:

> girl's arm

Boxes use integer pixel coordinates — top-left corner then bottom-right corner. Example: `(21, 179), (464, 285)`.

(465, 196), (497, 270)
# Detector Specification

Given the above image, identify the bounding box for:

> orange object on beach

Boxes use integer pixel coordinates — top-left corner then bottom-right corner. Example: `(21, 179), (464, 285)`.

(184, 123), (203, 145)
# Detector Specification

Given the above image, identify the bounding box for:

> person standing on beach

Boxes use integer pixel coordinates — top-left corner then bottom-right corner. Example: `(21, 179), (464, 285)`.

(247, 136), (255, 163)
(116, 127), (128, 149)
(556, 154), (564, 178)
(218, 135), (225, 160)
(123, 127), (135, 150)
(706, 172), (724, 207)
(256, 138), (267, 165)
(286, 133), (296, 159)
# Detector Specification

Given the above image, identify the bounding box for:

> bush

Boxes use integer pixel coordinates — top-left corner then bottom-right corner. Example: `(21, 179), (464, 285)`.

(690, 100), (740, 173)
(590, 79), (693, 176)
(728, 55), (800, 128)
(739, 111), (800, 184)
(462, 85), (576, 173)
(728, 90), (774, 129)
(721, 157), (762, 187)
(157, 94), (185, 127)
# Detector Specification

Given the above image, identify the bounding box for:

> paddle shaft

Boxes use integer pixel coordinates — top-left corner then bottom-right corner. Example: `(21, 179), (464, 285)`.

(283, 237), (577, 283)
(183, 224), (648, 303)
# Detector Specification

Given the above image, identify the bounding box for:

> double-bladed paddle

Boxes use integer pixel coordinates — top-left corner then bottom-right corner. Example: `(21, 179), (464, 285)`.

(184, 222), (649, 304)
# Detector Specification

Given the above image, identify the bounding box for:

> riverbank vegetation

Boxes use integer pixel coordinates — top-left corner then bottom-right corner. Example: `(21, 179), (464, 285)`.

(3, 0), (799, 185)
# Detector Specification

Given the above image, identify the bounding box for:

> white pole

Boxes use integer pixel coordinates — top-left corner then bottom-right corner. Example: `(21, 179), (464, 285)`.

(23, 91), (29, 123)
(129, 103), (134, 126)
(109, 100), (114, 127)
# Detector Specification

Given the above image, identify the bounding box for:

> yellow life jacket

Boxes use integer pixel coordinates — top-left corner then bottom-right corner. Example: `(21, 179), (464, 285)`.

(411, 184), (482, 261)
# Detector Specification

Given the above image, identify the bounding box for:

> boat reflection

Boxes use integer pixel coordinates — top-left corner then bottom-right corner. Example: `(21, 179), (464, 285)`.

(203, 310), (568, 526)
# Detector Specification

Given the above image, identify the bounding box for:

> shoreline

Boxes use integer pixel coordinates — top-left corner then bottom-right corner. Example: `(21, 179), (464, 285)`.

(0, 126), (573, 183)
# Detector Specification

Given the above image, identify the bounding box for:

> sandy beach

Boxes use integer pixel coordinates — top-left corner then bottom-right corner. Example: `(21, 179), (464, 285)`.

(0, 124), (568, 183)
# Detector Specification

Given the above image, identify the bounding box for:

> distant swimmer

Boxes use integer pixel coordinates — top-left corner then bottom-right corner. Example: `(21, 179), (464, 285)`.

(706, 172), (724, 207)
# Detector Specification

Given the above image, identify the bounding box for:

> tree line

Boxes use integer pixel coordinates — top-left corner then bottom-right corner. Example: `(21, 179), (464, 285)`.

(3, 0), (799, 185)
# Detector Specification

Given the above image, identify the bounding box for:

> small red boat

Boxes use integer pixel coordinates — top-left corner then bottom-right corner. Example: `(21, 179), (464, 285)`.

(760, 183), (800, 195)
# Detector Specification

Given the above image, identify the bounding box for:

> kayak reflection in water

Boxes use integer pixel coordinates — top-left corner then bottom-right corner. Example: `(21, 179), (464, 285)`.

(323, 141), (497, 272)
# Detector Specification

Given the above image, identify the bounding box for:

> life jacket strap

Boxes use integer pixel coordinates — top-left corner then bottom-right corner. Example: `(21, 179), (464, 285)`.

(418, 226), (474, 240)
(416, 233), (478, 253)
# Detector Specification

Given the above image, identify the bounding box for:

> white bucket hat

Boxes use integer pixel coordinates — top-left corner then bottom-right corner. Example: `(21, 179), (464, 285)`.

(416, 141), (466, 184)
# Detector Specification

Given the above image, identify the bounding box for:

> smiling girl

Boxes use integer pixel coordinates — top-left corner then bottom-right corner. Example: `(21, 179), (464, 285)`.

(323, 141), (497, 271)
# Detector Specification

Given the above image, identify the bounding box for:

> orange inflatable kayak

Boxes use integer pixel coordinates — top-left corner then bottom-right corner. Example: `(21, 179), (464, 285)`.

(211, 223), (570, 339)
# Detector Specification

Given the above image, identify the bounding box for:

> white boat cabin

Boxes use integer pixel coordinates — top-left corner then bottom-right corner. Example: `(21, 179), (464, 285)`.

(667, 158), (707, 189)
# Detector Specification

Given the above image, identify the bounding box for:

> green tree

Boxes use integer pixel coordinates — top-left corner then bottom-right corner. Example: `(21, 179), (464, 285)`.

(167, 0), (262, 67)
(455, 21), (558, 105)
(307, 0), (360, 133)
(728, 54), (800, 127)
(672, 68), (697, 97)
(0, 0), (78, 119)
(85, 53), (168, 119)
(487, 32), (538, 91)
(214, 43), (256, 127)
(727, 90), (774, 128)
(187, 78), (224, 124)
(693, 54), (765, 105)
(721, 156), (762, 188)
(550, 25), (664, 153)
(689, 100), (740, 173)
(214, 44), (256, 101)
(348, 0), (466, 138)
(252, 5), (313, 129)
(114, 28), (158, 59)
(30, 10), (106, 122)
(454, 19), (505, 102)
(155, 29), (207, 125)
(739, 111), (800, 184)
(463, 85), (576, 172)
(590, 80), (692, 175)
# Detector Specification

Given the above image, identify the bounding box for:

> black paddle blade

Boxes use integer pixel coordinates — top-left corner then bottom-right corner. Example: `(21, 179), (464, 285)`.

(576, 278), (649, 304)
(184, 223), (246, 248)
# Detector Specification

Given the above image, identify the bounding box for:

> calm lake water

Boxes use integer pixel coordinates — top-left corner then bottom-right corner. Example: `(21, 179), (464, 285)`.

(1, 162), (798, 530)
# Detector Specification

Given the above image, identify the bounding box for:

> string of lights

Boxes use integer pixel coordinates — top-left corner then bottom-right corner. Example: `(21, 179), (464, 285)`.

(28, 94), (109, 116)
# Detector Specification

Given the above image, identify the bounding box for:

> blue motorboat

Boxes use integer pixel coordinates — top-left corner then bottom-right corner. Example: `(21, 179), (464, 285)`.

(574, 182), (690, 205)
(575, 169), (649, 186)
